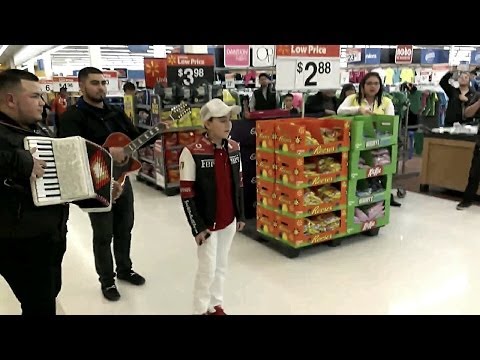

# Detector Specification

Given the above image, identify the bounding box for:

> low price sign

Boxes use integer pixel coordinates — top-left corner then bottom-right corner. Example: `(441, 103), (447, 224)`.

(166, 54), (214, 87)
(275, 45), (340, 91)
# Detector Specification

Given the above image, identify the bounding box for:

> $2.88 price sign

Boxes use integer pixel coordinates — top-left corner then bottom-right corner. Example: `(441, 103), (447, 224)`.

(275, 45), (340, 91)
(295, 61), (332, 87)
(294, 59), (339, 90)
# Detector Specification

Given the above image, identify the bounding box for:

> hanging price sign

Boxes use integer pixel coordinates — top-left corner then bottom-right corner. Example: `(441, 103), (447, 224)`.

(275, 45), (340, 91)
(39, 79), (53, 93)
(102, 70), (120, 93)
(53, 76), (79, 92)
(166, 54), (214, 87)
(395, 45), (413, 64)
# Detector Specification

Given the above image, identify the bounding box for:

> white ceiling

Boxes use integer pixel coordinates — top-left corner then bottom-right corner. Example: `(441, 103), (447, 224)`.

(50, 45), (176, 69)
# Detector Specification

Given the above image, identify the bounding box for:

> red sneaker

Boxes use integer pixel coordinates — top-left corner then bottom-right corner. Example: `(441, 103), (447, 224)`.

(211, 306), (227, 315)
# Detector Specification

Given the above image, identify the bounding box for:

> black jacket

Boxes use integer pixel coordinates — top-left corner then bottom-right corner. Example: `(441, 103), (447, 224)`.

(58, 97), (141, 146)
(179, 136), (245, 236)
(253, 86), (277, 111)
(440, 72), (478, 126)
(0, 112), (68, 239)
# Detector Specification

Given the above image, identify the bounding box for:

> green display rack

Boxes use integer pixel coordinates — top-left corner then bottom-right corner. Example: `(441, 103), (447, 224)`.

(254, 115), (400, 258)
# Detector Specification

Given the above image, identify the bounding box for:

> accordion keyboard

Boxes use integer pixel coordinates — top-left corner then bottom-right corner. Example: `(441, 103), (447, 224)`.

(28, 139), (62, 203)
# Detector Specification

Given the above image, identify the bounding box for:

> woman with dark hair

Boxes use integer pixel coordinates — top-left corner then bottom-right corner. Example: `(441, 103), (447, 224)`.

(337, 72), (394, 116)
(337, 83), (356, 109)
(337, 72), (401, 207)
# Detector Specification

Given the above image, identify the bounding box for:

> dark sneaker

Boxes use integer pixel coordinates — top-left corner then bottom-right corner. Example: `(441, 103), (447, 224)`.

(102, 285), (120, 301)
(457, 201), (472, 210)
(118, 271), (146, 286)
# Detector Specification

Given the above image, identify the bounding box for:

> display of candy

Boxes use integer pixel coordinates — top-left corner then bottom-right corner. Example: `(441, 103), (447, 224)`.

(303, 191), (323, 205)
(317, 157), (342, 174)
(319, 128), (340, 144)
(305, 130), (320, 146)
(313, 213), (341, 231)
(304, 219), (325, 235)
(316, 185), (341, 203)
(354, 201), (385, 223)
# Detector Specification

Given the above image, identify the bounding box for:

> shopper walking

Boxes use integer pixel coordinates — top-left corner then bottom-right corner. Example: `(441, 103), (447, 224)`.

(179, 98), (246, 315)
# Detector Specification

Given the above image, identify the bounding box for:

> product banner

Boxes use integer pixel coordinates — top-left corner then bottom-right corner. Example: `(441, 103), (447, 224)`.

(471, 50), (480, 65)
(420, 49), (450, 65)
(143, 58), (167, 89)
(364, 48), (381, 65)
(224, 45), (250, 67)
(251, 45), (276, 67)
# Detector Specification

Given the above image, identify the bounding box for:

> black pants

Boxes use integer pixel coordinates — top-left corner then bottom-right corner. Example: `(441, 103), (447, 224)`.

(89, 178), (134, 288)
(0, 236), (58, 315)
(463, 144), (480, 202)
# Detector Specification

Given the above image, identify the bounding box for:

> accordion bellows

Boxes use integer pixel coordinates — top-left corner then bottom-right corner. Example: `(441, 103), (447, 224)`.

(24, 136), (113, 212)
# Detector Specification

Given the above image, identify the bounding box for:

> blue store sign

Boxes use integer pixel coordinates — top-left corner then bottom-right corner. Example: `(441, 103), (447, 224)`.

(471, 51), (480, 65)
(364, 48), (381, 65)
(421, 49), (450, 64)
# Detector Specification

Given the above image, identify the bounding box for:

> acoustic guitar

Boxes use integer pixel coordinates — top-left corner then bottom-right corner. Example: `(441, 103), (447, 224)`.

(103, 103), (191, 186)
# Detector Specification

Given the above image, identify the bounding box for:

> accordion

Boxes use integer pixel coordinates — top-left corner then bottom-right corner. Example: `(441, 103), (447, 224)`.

(24, 136), (113, 212)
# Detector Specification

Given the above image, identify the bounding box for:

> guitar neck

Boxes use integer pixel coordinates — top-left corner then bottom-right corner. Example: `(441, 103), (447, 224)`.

(125, 123), (165, 155)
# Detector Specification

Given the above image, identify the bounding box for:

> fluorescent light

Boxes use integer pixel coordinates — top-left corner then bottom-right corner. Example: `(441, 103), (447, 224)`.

(0, 45), (9, 57)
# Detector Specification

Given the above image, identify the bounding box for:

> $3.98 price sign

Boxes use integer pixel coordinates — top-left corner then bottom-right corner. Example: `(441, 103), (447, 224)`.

(166, 54), (214, 88)
(177, 68), (205, 86)
(275, 45), (340, 91)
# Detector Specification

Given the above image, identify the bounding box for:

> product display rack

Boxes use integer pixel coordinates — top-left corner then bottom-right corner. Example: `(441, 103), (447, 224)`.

(129, 90), (204, 196)
(253, 114), (399, 258)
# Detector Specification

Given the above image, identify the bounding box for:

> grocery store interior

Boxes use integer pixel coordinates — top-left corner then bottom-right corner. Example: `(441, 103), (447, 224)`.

(1, 45), (480, 315)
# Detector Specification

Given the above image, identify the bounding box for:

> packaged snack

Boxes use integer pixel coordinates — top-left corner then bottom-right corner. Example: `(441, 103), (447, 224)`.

(305, 130), (320, 146)
(304, 191), (323, 205)
(317, 157), (341, 174)
(316, 185), (341, 203)
(355, 208), (369, 222)
(319, 128), (340, 144)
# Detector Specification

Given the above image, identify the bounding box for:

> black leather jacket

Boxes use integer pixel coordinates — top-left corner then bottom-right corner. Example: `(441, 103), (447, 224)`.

(179, 136), (245, 236)
(0, 112), (68, 239)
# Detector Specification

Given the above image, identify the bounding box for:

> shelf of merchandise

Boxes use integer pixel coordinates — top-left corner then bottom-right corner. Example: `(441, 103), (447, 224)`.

(129, 91), (204, 196)
(253, 114), (400, 258)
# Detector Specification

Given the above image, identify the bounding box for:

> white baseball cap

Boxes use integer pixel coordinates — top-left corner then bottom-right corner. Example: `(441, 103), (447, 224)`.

(200, 98), (241, 122)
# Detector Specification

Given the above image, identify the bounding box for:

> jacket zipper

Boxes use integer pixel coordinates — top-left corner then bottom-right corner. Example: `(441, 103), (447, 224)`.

(17, 202), (22, 219)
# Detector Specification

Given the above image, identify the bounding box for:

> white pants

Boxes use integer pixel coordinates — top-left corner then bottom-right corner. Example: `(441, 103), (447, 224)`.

(193, 219), (237, 315)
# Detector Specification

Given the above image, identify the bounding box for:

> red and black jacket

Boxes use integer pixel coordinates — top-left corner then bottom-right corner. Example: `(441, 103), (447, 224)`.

(179, 136), (245, 236)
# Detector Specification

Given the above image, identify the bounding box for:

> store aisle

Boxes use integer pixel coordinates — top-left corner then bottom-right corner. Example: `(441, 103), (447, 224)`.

(1, 179), (480, 315)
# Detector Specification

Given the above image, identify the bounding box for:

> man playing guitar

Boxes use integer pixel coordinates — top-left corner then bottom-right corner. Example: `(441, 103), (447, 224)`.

(58, 67), (151, 301)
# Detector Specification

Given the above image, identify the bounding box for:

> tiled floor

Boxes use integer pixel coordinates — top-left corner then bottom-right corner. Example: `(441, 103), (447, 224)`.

(1, 178), (480, 315)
